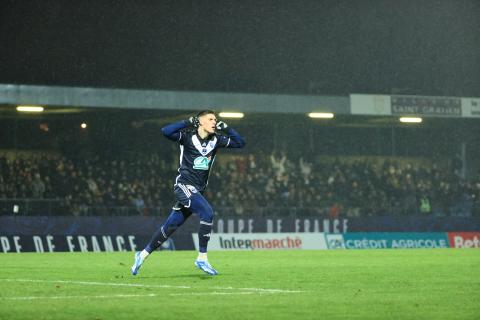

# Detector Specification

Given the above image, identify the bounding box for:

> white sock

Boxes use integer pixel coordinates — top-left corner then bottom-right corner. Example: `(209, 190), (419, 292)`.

(197, 252), (208, 261)
(140, 250), (150, 261)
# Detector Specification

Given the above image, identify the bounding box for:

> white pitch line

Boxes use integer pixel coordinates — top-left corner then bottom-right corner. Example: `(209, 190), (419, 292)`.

(169, 291), (255, 296)
(3, 293), (158, 301)
(0, 279), (305, 294)
(211, 286), (304, 293)
(2, 291), (260, 301)
(1, 279), (191, 290)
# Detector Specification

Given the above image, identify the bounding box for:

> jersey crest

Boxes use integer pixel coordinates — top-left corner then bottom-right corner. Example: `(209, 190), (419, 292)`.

(192, 135), (217, 156)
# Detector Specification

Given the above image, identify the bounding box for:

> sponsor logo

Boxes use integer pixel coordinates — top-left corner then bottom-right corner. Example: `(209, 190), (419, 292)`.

(470, 99), (480, 116)
(343, 233), (449, 249)
(391, 96), (461, 116)
(193, 156), (210, 170)
(448, 232), (480, 248)
(326, 234), (346, 249)
(218, 236), (303, 250)
(328, 239), (345, 249)
(193, 233), (327, 250)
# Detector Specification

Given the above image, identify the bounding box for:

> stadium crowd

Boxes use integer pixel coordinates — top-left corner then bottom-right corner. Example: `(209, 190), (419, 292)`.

(0, 152), (479, 217)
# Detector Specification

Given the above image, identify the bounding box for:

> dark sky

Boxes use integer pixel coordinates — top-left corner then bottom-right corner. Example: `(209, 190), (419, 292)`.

(1, 0), (479, 96)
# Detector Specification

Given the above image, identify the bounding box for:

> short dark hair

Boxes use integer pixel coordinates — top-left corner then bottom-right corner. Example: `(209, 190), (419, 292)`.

(196, 109), (216, 117)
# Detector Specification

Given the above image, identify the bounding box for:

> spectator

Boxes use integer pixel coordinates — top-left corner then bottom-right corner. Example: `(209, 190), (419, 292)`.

(270, 151), (287, 178)
(31, 173), (46, 198)
(0, 150), (477, 217)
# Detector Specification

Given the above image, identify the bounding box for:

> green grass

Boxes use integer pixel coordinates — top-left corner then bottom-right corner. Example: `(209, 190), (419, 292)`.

(0, 250), (479, 320)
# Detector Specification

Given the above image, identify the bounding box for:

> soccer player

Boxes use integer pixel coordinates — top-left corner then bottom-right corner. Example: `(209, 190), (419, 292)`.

(131, 110), (245, 276)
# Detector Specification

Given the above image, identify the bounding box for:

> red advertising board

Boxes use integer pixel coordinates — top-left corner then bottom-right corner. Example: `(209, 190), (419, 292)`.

(448, 232), (480, 248)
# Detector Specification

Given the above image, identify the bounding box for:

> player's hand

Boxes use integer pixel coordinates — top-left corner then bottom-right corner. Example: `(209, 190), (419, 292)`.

(188, 116), (200, 128)
(216, 121), (228, 131)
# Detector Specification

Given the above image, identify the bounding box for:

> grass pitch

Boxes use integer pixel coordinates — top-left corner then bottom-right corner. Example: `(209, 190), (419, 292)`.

(0, 250), (478, 320)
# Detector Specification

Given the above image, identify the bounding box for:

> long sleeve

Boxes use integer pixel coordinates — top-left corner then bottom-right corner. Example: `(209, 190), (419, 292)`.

(161, 120), (190, 142)
(224, 127), (246, 148)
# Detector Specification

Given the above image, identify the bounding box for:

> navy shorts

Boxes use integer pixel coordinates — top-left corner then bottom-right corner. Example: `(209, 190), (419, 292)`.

(173, 183), (214, 222)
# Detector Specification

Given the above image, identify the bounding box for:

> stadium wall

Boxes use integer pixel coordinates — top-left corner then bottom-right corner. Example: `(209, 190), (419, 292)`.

(1, 232), (478, 253)
(1, 216), (479, 252)
(1, 216), (479, 235)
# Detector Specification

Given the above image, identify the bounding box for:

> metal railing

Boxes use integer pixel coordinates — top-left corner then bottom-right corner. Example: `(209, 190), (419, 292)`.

(0, 198), (65, 216)
(0, 199), (321, 217)
(0, 198), (475, 217)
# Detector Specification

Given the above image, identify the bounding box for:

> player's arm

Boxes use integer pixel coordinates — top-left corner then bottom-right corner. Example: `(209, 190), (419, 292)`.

(161, 118), (196, 142)
(216, 121), (246, 148)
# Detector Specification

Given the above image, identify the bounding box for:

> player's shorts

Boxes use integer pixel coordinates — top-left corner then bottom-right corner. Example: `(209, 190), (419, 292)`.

(173, 183), (214, 222)
(173, 183), (200, 209)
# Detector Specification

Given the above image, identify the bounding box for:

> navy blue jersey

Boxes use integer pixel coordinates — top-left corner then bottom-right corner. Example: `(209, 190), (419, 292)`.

(161, 120), (245, 192)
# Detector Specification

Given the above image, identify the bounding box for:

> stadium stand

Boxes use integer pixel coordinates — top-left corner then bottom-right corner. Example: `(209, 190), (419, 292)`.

(1, 152), (478, 217)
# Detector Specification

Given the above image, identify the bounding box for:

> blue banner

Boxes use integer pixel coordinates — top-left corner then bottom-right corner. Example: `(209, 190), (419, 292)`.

(2, 216), (479, 236)
(0, 234), (186, 253)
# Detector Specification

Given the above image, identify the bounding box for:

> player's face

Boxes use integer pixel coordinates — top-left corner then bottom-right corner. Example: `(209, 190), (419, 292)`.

(199, 113), (217, 134)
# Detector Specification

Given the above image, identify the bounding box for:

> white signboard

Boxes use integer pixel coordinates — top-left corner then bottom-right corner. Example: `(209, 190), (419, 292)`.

(462, 98), (480, 117)
(350, 94), (391, 115)
(192, 233), (327, 250)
